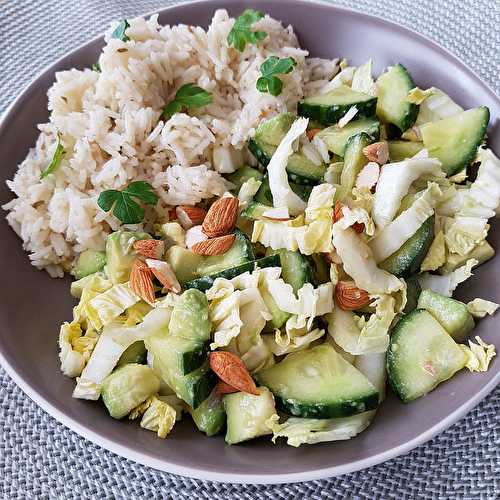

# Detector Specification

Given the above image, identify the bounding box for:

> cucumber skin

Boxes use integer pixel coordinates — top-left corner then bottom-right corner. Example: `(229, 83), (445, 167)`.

(340, 132), (373, 192)
(190, 391), (226, 436)
(403, 276), (422, 314)
(379, 216), (434, 278)
(298, 97), (377, 126)
(273, 392), (379, 419)
(184, 255), (280, 292)
(180, 341), (210, 375)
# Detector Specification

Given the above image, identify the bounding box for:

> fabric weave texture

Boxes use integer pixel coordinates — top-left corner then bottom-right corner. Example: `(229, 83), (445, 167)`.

(0, 0), (499, 498)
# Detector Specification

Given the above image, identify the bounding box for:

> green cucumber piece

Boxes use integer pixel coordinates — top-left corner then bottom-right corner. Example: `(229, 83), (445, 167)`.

(376, 63), (418, 132)
(189, 390), (226, 437)
(388, 140), (424, 161)
(248, 138), (327, 185)
(417, 289), (474, 342)
(101, 364), (160, 419)
(438, 240), (494, 275)
(340, 132), (373, 191)
(387, 309), (467, 403)
(184, 255), (280, 292)
(421, 107), (489, 176)
(227, 166), (264, 191)
(166, 229), (254, 283)
(403, 275), (422, 315)
(379, 215), (434, 278)
(298, 84), (377, 125)
(240, 201), (271, 220)
(72, 250), (107, 279)
(260, 285), (291, 329)
(223, 387), (277, 444)
(266, 248), (313, 293)
(254, 176), (312, 206)
(254, 112), (296, 146)
(117, 341), (147, 367)
(316, 117), (380, 157)
(256, 343), (379, 418)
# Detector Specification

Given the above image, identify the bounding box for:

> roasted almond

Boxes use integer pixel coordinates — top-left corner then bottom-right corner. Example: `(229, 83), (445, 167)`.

(133, 239), (165, 260)
(335, 280), (371, 310)
(214, 380), (239, 395)
(306, 128), (322, 141)
(176, 205), (207, 230)
(362, 141), (389, 165)
(332, 202), (365, 233)
(129, 259), (156, 305)
(191, 233), (235, 256)
(146, 258), (181, 294)
(209, 351), (259, 395)
(355, 161), (380, 190)
(185, 225), (208, 249)
(202, 196), (239, 237)
(167, 207), (177, 221)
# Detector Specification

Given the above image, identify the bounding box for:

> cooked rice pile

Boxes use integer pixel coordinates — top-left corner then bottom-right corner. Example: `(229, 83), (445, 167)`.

(3, 10), (338, 277)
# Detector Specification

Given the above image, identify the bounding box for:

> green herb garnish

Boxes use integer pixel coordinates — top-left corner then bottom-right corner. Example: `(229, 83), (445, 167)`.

(162, 83), (213, 119)
(40, 133), (65, 179)
(111, 20), (130, 42)
(256, 56), (296, 96)
(227, 9), (267, 52)
(97, 181), (159, 224)
(91, 62), (101, 72)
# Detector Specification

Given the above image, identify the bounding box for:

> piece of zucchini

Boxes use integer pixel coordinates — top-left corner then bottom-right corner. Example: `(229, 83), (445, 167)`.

(376, 63), (419, 132)
(387, 309), (467, 403)
(379, 215), (434, 278)
(340, 132), (373, 191)
(421, 107), (489, 176)
(72, 250), (107, 279)
(298, 84), (377, 125)
(256, 343), (379, 418)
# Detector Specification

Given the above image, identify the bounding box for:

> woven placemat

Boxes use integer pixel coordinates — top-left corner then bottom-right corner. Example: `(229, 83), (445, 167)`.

(0, 1), (498, 498)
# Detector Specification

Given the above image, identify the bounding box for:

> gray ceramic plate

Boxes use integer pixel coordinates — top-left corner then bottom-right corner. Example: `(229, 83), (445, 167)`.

(0, 0), (498, 484)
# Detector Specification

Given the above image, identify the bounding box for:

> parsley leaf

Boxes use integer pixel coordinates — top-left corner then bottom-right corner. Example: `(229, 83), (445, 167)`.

(40, 133), (65, 179)
(256, 56), (296, 97)
(227, 9), (267, 52)
(97, 181), (159, 224)
(111, 20), (130, 42)
(162, 83), (213, 119)
(91, 62), (101, 72)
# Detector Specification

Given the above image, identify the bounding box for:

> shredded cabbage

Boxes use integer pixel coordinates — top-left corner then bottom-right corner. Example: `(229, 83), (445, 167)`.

(237, 178), (262, 208)
(466, 298), (499, 318)
(354, 352), (387, 401)
(351, 60), (376, 95)
(414, 87), (463, 125)
(139, 395), (178, 438)
(420, 230), (446, 272)
(407, 87), (435, 104)
(265, 324), (325, 356)
(267, 411), (375, 447)
(340, 206), (375, 236)
(370, 183), (443, 262)
(70, 273), (111, 299)
(73, 307), (172, 400)
(331, 224), (403, 294)
(372, 150), (443, 228)
(267, 118), (308, 215)
(58, 322), (98, 377)
(418, 259), (477, 297)
(460, 336), (496, 372)
(318, 66), (356, 94)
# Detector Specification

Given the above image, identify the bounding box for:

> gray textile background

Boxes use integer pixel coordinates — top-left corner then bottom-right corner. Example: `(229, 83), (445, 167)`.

(0, 0), (499, 497)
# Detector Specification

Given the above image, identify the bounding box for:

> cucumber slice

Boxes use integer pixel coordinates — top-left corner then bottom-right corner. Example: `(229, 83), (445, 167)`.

(184, 255), (280, 292)
(379, 215), (434, 278)
(417, 289), (474, 342)
(340, 132), (373, 191)
(189, 389), (226, 437)
(387, 309), (467, 403)
(227, 166), (264, 191)
(240, 201), (270, 220)
(316, 117), (380, 157)
(438, 240), (494, 275)
(421, 107), (489, 176)
(256, 343), (379, 418)
(254, 112), (296, 146)
(266, 248), (313, 293)
(261, 284), (291, 329)
(101, 364), (160, 419)
(248, 138), (327, 185)
(254, 176), (312, 206)
(223, 387), (276, 444)
(166, 229), (254, 283)
(298, 84), (377, 125)
(117, 341), (147, 367)
(388, 140), (424, 161)
(376, 64), (419, 132)
(403, 275), (422, 314)
(72, 250), (107, 279)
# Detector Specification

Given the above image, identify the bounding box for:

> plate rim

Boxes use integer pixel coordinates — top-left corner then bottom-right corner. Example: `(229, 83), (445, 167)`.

(0, 0), (498, 484)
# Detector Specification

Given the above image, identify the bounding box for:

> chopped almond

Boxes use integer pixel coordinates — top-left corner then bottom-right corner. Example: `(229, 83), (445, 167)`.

(146, 259), (181, 294)
(185, 225), (208, 249)
(332, 201), (364, 233)
(214, 380), (239, 395)
(191, 234), (235, 256)
(176, 206), (207, 230)
(306, 128), (322, 141)
(335, 280), (371, 310)
(202, 197), (239, 237)
(209, 351), (259, 395)
(129, 259), (156, 305)
(133, 239), (165, 260)
(362, 141), (389, 165)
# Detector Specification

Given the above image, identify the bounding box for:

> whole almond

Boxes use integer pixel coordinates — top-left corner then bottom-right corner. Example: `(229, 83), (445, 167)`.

(362, 141), (389, 165)
(202, 197), (239, 237)
(133, 239), (165, 260)
(209, 351), (259, 396)
(332, 202), (365, 233)
(191, 234), (235, 256)
(214, 380), (239, 396)
(146, 258), (181, 294)
(176, 205), (207, 230)
(335, 280), (371, 310)
(129, 259), (156, 305)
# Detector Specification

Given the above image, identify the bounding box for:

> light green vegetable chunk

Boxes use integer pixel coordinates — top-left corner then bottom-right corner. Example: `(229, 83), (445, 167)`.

(72, 250), (107, 279)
